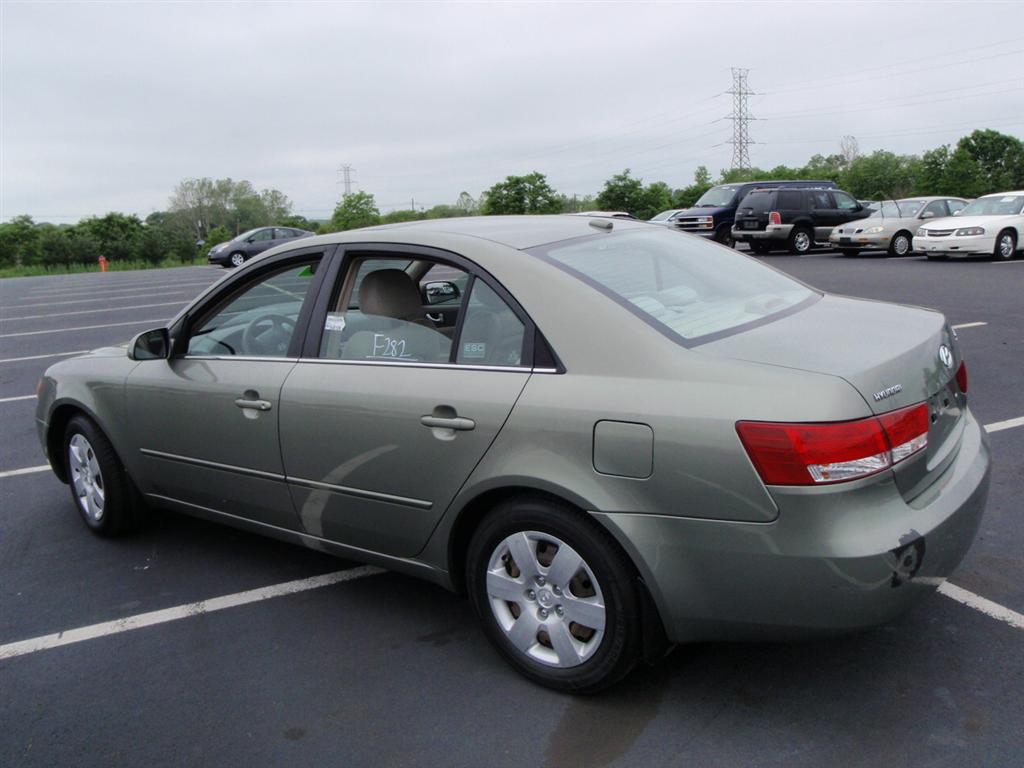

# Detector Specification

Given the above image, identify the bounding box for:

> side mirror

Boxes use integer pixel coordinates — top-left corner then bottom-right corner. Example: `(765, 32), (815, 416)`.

(423, 281), (460, 305)
(921, 211), (935, 219)
(246, 236), (256, 243)
(129, 328), (170, 360)
(953, 209), (963, 216)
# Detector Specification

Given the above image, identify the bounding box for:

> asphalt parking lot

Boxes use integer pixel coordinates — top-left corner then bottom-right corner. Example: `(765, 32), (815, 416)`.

(1, 250), (1022, 767)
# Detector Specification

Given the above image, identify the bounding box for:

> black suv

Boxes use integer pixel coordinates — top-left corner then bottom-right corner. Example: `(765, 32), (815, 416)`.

(732, 187), (869, 254)
(653, 180), (836, 247)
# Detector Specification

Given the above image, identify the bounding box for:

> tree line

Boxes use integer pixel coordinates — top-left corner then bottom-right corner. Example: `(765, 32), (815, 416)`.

(2, 128), (1021, 270)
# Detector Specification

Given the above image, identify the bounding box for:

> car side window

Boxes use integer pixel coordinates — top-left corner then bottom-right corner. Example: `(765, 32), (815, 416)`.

(809, 192), (833, 210)
(186, 260), (320, 358)
(274, 228), (294, 240)
(776, 190), (802, 209)
(319, 257), (465, 363)
(922, 200), (949, 219)
(833, 192), (859, 210)
(456, 280), (527, 367)
(946, 199), (967, 215)
(251, 229), (274, 242)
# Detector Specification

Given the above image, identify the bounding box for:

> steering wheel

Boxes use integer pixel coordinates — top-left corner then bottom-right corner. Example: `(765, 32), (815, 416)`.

(242, 313), (296, 356)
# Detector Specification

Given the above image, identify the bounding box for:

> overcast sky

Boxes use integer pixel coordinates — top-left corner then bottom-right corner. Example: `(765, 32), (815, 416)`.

(2, 1), (1023, 222)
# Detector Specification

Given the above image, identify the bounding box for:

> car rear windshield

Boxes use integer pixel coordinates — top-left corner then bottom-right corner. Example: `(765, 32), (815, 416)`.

(532, 229), (818, 345)
(739, 191), (772, 212)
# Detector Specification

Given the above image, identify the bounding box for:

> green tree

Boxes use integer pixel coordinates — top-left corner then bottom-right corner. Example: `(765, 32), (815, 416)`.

(640, 181), (674, 221)
(328, 191), (381, 231)
(942, 147), (987, 198)
(78, 212), (145, 262)
(915, 145), (950, 195)
(672, 166), (714, 208)
(481, 172), (562, 215)
(843, 151), (919, 199)
(595, 169), (645, 214)
(0, 214), (41, 267)
(956, 129), (1024, 192)
(38, 226), (73, 268)
(380, 209), (425, 224)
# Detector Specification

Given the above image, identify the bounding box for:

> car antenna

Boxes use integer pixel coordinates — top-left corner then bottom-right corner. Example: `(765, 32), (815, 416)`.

(589, 219), (613, 231)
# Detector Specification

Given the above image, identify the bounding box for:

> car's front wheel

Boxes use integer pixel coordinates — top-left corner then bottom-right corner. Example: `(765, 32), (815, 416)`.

(64, 415), (144, 536)
(714, 226), (735, 248)
(466, 497), (642, 693)
(229, 252), (246, 268)
(888, 231), (912, 257)
(994, 229), (1017, 261)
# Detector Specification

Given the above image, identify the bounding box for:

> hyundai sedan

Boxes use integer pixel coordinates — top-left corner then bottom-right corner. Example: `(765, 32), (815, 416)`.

(36, 216), (991, 692)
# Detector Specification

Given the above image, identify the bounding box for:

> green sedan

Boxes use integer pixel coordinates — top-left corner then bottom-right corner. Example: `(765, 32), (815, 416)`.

(36, 216), (991, 692)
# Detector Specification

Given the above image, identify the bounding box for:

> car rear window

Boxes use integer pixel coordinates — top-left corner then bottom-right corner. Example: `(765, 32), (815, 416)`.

(777, 190), (803, 209)
(740, 191), (772, 212)
(532, 229), (818, 345)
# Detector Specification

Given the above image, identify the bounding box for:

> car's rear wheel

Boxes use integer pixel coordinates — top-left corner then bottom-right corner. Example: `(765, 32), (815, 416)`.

(749, 241), (771, 255)
(466, 497), (642, 693)
(788, 227), (813, 255)
(888, 231), (912, 257)
(64, 415), (144, 536)
(229, 252), (246, 268)
(994, 229), (1017, 260)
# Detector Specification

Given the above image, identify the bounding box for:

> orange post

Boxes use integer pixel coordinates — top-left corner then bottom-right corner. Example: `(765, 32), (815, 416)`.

(98, 255), (108, 273)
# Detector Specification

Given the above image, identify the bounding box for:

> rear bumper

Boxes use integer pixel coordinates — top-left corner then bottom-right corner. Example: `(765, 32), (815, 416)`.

(913, 234), (995, 258)
(594, 409), (990, 643)
(732, 224), (793, 242)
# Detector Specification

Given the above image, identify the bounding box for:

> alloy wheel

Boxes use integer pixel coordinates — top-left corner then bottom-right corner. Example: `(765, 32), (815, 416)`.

(69, 433), (105, 522)
(793, 231), (811, 253)
(485, 531), (606, 668)
(998, 233), (1015, 259)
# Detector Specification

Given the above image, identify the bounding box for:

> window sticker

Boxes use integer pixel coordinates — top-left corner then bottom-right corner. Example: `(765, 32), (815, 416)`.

(462, 342), (487, 359)
(1000, 197), (1016, 203)
(324, 313), (346, 332)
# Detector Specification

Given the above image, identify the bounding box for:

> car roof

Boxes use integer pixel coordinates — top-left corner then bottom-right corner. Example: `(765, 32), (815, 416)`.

(979, 190), (1024, 197)
(354, 214), (653, 250)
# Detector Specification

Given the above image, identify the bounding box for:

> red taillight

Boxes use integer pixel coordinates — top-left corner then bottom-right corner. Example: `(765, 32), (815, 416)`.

(736, 402), (929, 486)
(955, 361), (968, 393)
(768, 211), (782, 226)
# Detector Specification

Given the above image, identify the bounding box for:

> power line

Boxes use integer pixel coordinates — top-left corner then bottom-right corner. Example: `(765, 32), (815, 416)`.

(727, 68), (755, 170)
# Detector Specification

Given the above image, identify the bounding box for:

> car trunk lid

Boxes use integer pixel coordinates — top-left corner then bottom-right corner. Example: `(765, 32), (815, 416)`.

(699, 294), (965, 499)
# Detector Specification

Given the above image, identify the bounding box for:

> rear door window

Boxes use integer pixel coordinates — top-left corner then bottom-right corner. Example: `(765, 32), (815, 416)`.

(922, 200), (949, 219)
(455, 280), (527, 367)
(809, 192), (833, 210)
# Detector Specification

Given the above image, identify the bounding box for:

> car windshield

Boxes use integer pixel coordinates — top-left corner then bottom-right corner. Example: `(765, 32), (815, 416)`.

(693, 185), (739, 207)
(868, 200), (924, 218)
(649, 210), (677, 222)
(533, 229), (817, 344)
(958, 195), (1024, 216)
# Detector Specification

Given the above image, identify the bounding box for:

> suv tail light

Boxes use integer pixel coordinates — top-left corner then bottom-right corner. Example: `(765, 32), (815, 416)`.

(736, 402), (929, 486)
(768, 211), (782, 226)
(955, 361), (968, 393)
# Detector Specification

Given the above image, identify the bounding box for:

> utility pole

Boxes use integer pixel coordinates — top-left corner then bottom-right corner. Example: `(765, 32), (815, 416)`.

(338, 164), (355, 197)
(726, 68), (754, 171)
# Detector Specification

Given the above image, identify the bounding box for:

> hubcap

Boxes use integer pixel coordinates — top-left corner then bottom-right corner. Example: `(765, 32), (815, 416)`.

(68, 434), (105, 522)
(485, 531), (606, 668)
(794, 231), (810, 252)
(231, 253), (245, 266)
(1000, 235), (1013, 258)
(895, 235), (909, 255)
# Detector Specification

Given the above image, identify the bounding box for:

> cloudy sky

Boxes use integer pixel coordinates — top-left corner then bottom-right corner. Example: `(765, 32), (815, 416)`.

(2, 1), (1022, 222)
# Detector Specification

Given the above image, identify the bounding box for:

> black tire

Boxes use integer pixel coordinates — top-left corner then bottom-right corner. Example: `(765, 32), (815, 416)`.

(888, 231), (913, 257)
(994, 229), (1017, 261)
(749, 241), (771, 255)
(63, 415), (146, 536)
(466, 496), (642, 693)
(228, 251), (247, 268)
(713, 226), (735, 248)
(788, 227), (813, 255)
(837, 248), (860, 257)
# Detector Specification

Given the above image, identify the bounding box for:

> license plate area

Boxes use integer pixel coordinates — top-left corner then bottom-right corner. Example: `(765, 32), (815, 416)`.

(743, 220), (759, 229)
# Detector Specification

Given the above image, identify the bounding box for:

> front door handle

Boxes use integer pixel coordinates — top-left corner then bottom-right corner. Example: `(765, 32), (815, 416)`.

(235, 397), (273, 411)
(420, 415), (475, 431)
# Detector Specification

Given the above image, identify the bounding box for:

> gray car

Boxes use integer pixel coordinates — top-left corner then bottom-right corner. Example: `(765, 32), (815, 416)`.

(830, 197), (970, 256)
(207, 226), (314, 267)
(36, 216), (990, 692)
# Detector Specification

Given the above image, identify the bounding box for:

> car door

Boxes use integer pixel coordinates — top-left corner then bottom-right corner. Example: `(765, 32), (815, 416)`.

(807, 190), (836, 239)
(246, 227), (276, 256)
(278, 246), (534, 558)
(125, 250), (329, 530)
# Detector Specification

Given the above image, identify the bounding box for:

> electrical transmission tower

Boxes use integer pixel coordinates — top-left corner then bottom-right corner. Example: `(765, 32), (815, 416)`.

(338, 164), (355, 197)
(726, 68), (755, 170)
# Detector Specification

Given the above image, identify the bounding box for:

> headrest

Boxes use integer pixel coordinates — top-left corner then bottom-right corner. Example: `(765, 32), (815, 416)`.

(358, 269), (422, 319)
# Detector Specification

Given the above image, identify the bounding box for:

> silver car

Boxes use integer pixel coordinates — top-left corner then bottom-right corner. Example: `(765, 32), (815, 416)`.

(36, 216), (990, 692)
(830, 197), (969, 256)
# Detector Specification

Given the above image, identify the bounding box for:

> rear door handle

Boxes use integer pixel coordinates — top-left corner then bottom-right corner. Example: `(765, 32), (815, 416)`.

(235, 398), (273, 411)
(420, 415), (475, 431)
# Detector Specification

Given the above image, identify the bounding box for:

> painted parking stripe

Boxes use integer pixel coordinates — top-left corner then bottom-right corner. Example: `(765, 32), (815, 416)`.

(0, 395), (35, 404)
(985, 415), (1024, 433)
(0, 465), (50, 479)
(0, 318), (169, 339)
(0, 350), (89, 365)
(0, 565), (384, 661)
(952, 322), (987, 330)
(4, 301), (186, 322)
(938, 583), (1024, 631)
(2, 291), (198, 310)
(19, 282), (213, 300)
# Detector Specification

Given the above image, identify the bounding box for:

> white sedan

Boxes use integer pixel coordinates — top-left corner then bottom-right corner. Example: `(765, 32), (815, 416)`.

(914, 191), (1024, 260)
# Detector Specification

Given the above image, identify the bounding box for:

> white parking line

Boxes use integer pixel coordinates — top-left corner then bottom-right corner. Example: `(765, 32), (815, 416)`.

(19, 281), (213, 300)
(0, 350), (88, 364)
(0, 318), (169, 339)
(952, 322), (987, 329)
(4, 301), (185, 322)
(938, 583), (1024, 630)
(0, 465), (50, 479)
(0, 395), (35, 404)
(985, 415), (1024, 433)
(0, 565), (384, 660)
(2, 291), (197, 310)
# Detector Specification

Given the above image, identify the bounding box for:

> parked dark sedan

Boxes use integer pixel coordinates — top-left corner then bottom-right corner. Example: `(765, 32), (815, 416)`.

(207, 226), (314, 267)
